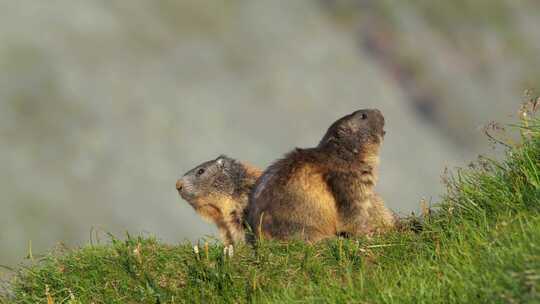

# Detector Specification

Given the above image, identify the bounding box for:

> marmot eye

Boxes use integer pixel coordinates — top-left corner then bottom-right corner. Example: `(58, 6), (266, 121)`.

(197, 168), (205, 176)
(361, 113), (368, 120)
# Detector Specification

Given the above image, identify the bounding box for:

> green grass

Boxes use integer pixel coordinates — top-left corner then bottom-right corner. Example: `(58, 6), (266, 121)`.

(2, 113), (540, 303)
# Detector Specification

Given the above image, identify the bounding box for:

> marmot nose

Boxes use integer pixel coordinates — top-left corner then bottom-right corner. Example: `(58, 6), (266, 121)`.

(176, 179), (183, 192)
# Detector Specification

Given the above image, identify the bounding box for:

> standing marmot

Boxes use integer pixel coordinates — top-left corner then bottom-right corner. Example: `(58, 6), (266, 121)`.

(247, 109), (395, 242)
(176, 156), (262, 245)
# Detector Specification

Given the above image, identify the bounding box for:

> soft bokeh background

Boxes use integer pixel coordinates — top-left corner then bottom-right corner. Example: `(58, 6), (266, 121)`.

(1, 0), (539, 268)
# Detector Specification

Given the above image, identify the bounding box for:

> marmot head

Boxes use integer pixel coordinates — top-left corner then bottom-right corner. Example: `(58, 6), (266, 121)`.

(176, 155), (242, 213)
(176, 156), (261, 244)
(318, 109), (385, 159)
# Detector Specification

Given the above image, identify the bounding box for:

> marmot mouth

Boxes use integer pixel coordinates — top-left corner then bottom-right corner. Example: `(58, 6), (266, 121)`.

(179, 192), (196, 203)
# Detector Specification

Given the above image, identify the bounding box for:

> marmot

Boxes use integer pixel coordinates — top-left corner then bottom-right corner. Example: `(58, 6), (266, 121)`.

(247, 109), (396, 242)
(176, 156), (262, 245)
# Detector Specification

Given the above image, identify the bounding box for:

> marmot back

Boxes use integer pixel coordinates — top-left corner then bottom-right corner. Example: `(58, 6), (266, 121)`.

(247, 109), (396, 242)
(176, 155), (262, 245)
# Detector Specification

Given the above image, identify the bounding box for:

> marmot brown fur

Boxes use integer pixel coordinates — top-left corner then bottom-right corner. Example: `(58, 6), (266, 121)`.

(176, 155), (262, 245)
(247, 109), (396, 242)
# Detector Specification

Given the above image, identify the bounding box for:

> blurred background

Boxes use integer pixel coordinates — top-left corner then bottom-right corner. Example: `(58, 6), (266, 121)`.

(1, 0), (539, 269)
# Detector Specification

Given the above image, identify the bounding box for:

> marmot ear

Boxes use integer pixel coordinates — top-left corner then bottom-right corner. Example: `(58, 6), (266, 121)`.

(216, 155), (229, 168)
(216, 155), (233, 169)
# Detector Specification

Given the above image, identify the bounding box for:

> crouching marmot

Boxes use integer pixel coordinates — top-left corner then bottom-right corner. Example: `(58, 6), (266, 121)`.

(247, 109), (396, 242)
(176, 156), (262, 245)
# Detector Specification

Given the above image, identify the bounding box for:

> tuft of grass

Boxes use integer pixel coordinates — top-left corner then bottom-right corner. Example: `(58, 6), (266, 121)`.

(2, 107), (540, 303)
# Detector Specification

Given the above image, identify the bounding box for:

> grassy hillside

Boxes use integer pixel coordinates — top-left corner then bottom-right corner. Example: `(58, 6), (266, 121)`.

(2, 108), (540, 303)
(3, 0), (540, 268)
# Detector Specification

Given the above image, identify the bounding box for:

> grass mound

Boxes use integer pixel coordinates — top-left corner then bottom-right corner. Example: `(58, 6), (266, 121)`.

(2, 111), (540, 303)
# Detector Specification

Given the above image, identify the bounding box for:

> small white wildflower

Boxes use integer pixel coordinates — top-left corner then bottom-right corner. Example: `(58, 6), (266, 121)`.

(227, 244), (234, 257)
(193, 245), (199, 255)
